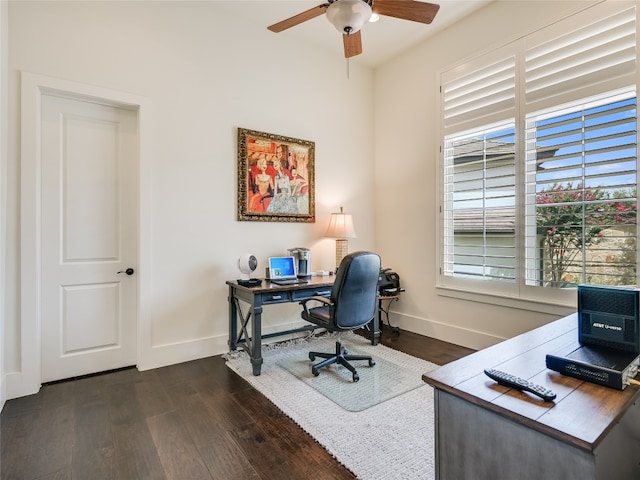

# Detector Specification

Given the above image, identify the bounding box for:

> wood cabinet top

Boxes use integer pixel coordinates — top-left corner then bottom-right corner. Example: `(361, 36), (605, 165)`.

(422, 313), (640, 452)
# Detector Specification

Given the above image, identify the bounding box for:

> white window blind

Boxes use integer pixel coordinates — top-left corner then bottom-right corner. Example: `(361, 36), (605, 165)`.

(443, 124), (517, 282)
(524, 92), (637, 287)
(442, 47), (516, 134)
(525, 4), (637, 113)
(440, 1), (637, 297)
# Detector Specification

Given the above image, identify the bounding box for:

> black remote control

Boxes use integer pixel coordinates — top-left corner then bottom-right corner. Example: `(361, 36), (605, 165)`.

(484, 368), (557, 402)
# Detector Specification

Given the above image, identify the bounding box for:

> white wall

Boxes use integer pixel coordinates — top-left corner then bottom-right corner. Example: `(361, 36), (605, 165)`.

(1, 0), (8, 410)
(4, 1), (375, 399)
(373, 0), (597, 349)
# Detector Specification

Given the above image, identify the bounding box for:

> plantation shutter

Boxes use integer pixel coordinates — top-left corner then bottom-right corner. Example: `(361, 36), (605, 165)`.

(441, 46), (516, 135)
(524, 3), (636, 114)
(441, 48), (517, 282)
(523, 3), (637, 287)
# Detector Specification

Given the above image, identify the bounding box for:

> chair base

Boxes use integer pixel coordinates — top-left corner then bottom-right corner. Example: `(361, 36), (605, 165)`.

(309, 340), (375, 382)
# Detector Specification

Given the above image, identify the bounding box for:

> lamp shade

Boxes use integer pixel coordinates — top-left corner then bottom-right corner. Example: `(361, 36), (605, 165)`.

(326, 207), (357, 239)
(326, 0), (372, 34)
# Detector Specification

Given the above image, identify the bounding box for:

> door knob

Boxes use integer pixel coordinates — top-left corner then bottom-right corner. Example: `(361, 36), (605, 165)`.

(117, 268), (135, 276)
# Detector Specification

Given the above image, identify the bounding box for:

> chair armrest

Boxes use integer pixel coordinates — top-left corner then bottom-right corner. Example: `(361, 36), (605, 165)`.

(299, 296), (332, 316)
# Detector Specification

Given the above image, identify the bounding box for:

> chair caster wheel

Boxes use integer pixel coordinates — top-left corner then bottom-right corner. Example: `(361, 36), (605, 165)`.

(368, 359), (376, 367)
(312, 368), (319, 377)
(309, 353), (315, 361)
(353, 373), (359, 382)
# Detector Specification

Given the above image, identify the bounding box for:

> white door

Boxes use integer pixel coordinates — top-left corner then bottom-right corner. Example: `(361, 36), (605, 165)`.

(40, 93), (138, 383)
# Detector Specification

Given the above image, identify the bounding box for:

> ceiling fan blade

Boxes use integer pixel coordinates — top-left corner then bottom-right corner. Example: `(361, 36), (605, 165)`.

(373, 0), (440, 24)
(267, 4), (328, 33)
(343, 31), (363, 58)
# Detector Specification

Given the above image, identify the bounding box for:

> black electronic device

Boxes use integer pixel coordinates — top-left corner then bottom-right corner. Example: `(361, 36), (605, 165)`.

(378, 268), (402, 295)
(578, 284), (640, 353)
(546, 343), (639, 390)
(484, 368), (557, 402)
(237, 278), (262, 287)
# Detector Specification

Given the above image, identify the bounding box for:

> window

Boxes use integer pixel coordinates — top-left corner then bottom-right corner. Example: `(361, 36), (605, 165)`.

(443, 124), (516, 282)
(524, 94), (637, 288)
(439, 2), (638, 304)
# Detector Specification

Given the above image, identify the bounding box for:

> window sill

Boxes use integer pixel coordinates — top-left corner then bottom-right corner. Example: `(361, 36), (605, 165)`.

(436, 284), (577, 317)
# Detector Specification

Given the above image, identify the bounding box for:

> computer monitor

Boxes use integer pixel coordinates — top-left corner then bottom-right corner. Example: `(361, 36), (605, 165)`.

(267, 256), (297, 280)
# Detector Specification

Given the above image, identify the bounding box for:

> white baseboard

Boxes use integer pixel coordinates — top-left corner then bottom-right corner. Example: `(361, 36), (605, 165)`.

(5, 370), (40, 401)
(391, 312), (505, 351)
(138, 321), (315, 371)
(138, 335), (227, 371)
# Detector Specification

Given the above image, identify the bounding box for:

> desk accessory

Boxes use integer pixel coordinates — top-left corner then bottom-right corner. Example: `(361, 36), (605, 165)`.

(288, 247), (312, 278)
(267, 256), (298, 281)
(237, 253), (260, 286)
(546, 344), (640, 390)
(325, 207), (356, 271)
(577, 284), (640, 353)
(484, 368), (556, 401)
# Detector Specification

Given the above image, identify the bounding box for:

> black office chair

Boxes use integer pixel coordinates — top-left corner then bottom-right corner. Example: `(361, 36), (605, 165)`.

(299, 251), (381, 382)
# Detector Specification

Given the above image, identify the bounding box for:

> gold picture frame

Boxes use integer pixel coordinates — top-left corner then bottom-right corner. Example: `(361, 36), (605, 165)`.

(237, 128), (315, 223)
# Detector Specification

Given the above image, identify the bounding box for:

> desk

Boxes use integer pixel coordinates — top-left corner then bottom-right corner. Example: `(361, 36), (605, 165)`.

(422, 313), (640, 480)
(227, 276), (380, 376)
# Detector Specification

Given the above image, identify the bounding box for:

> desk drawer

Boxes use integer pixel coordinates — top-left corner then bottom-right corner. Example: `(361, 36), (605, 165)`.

(291, 288), (332, 301)
(262, 292), (292, 304)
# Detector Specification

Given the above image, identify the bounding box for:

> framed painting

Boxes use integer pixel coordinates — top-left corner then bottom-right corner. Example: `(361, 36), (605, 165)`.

(237, 127), (315, 223)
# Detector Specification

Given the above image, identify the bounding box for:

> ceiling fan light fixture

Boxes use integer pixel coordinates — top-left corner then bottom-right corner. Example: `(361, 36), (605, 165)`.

(326, 0), (372, 35)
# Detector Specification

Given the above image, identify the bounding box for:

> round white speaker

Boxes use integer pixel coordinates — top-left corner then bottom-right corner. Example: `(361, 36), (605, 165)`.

(238, 253), (258, 277)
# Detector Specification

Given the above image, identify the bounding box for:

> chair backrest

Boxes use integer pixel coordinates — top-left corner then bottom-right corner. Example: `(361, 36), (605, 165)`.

(330, 251), (381, 330)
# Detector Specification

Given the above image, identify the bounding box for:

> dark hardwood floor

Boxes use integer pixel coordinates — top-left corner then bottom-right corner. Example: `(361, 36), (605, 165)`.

(0, 328), (474, 480)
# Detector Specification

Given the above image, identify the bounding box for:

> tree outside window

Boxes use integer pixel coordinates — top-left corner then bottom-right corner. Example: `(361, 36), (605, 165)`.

(535, 183), (637, 287)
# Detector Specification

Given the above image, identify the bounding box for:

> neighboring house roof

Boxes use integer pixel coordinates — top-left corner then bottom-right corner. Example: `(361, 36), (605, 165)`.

(452, 140), (558, 168)
(452, 141), (558, 232)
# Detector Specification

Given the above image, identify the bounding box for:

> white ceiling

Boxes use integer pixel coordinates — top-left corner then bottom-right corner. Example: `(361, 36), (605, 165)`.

(224, 1), (492, 68)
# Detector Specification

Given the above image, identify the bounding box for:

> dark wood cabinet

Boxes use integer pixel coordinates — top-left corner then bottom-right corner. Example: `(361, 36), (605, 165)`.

(423, 313), (640, 480)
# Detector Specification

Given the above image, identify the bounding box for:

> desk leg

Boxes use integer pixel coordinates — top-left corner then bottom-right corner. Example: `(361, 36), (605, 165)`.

(228, 285), (238, 351)
(250, 304), (263, 375)
(370, 306), (381, 346)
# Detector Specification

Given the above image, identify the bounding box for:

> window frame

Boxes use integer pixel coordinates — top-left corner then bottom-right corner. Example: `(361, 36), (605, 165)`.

(436, 1), (639, 310)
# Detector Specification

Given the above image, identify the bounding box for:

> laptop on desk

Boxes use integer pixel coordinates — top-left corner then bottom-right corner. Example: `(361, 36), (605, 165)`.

(268, 256), (306, 285)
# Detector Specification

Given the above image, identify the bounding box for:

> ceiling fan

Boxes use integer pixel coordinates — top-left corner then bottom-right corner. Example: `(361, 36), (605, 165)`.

(267, 0), (440, 59)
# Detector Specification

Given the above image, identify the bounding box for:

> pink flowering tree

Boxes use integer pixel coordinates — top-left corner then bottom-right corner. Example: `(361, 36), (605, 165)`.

(536, 183), (636, 287)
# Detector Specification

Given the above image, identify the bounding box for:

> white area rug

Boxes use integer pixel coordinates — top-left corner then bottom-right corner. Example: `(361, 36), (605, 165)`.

(225, 333), (438, 480)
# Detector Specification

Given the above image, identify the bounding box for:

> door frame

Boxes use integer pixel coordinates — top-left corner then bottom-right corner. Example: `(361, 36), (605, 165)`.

(14, 72), (151, 398)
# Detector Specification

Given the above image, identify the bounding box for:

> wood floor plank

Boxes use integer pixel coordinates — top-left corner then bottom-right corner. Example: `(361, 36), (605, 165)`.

(146, 410), (212, 480)
(133, 371), (176, 420)
(20, 403), (75, 479)
(107, 379), (168, 479)
(228, 422), (299, 480)
(111, 420), (168, 480)
(1, 412), (33, 479)
(230, 388), (355, 479)
(71, 397), (116, 479)
(196, 431), (261, 480)
(175, 390), (242, 446)
(0, 328), (473, 480)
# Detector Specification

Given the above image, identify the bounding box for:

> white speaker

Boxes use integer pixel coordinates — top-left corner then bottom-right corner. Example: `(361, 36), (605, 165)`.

(238, 253), (258, 278)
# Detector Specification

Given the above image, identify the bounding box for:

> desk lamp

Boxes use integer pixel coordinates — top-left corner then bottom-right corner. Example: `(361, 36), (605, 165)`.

(326, 206), (357, 271)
